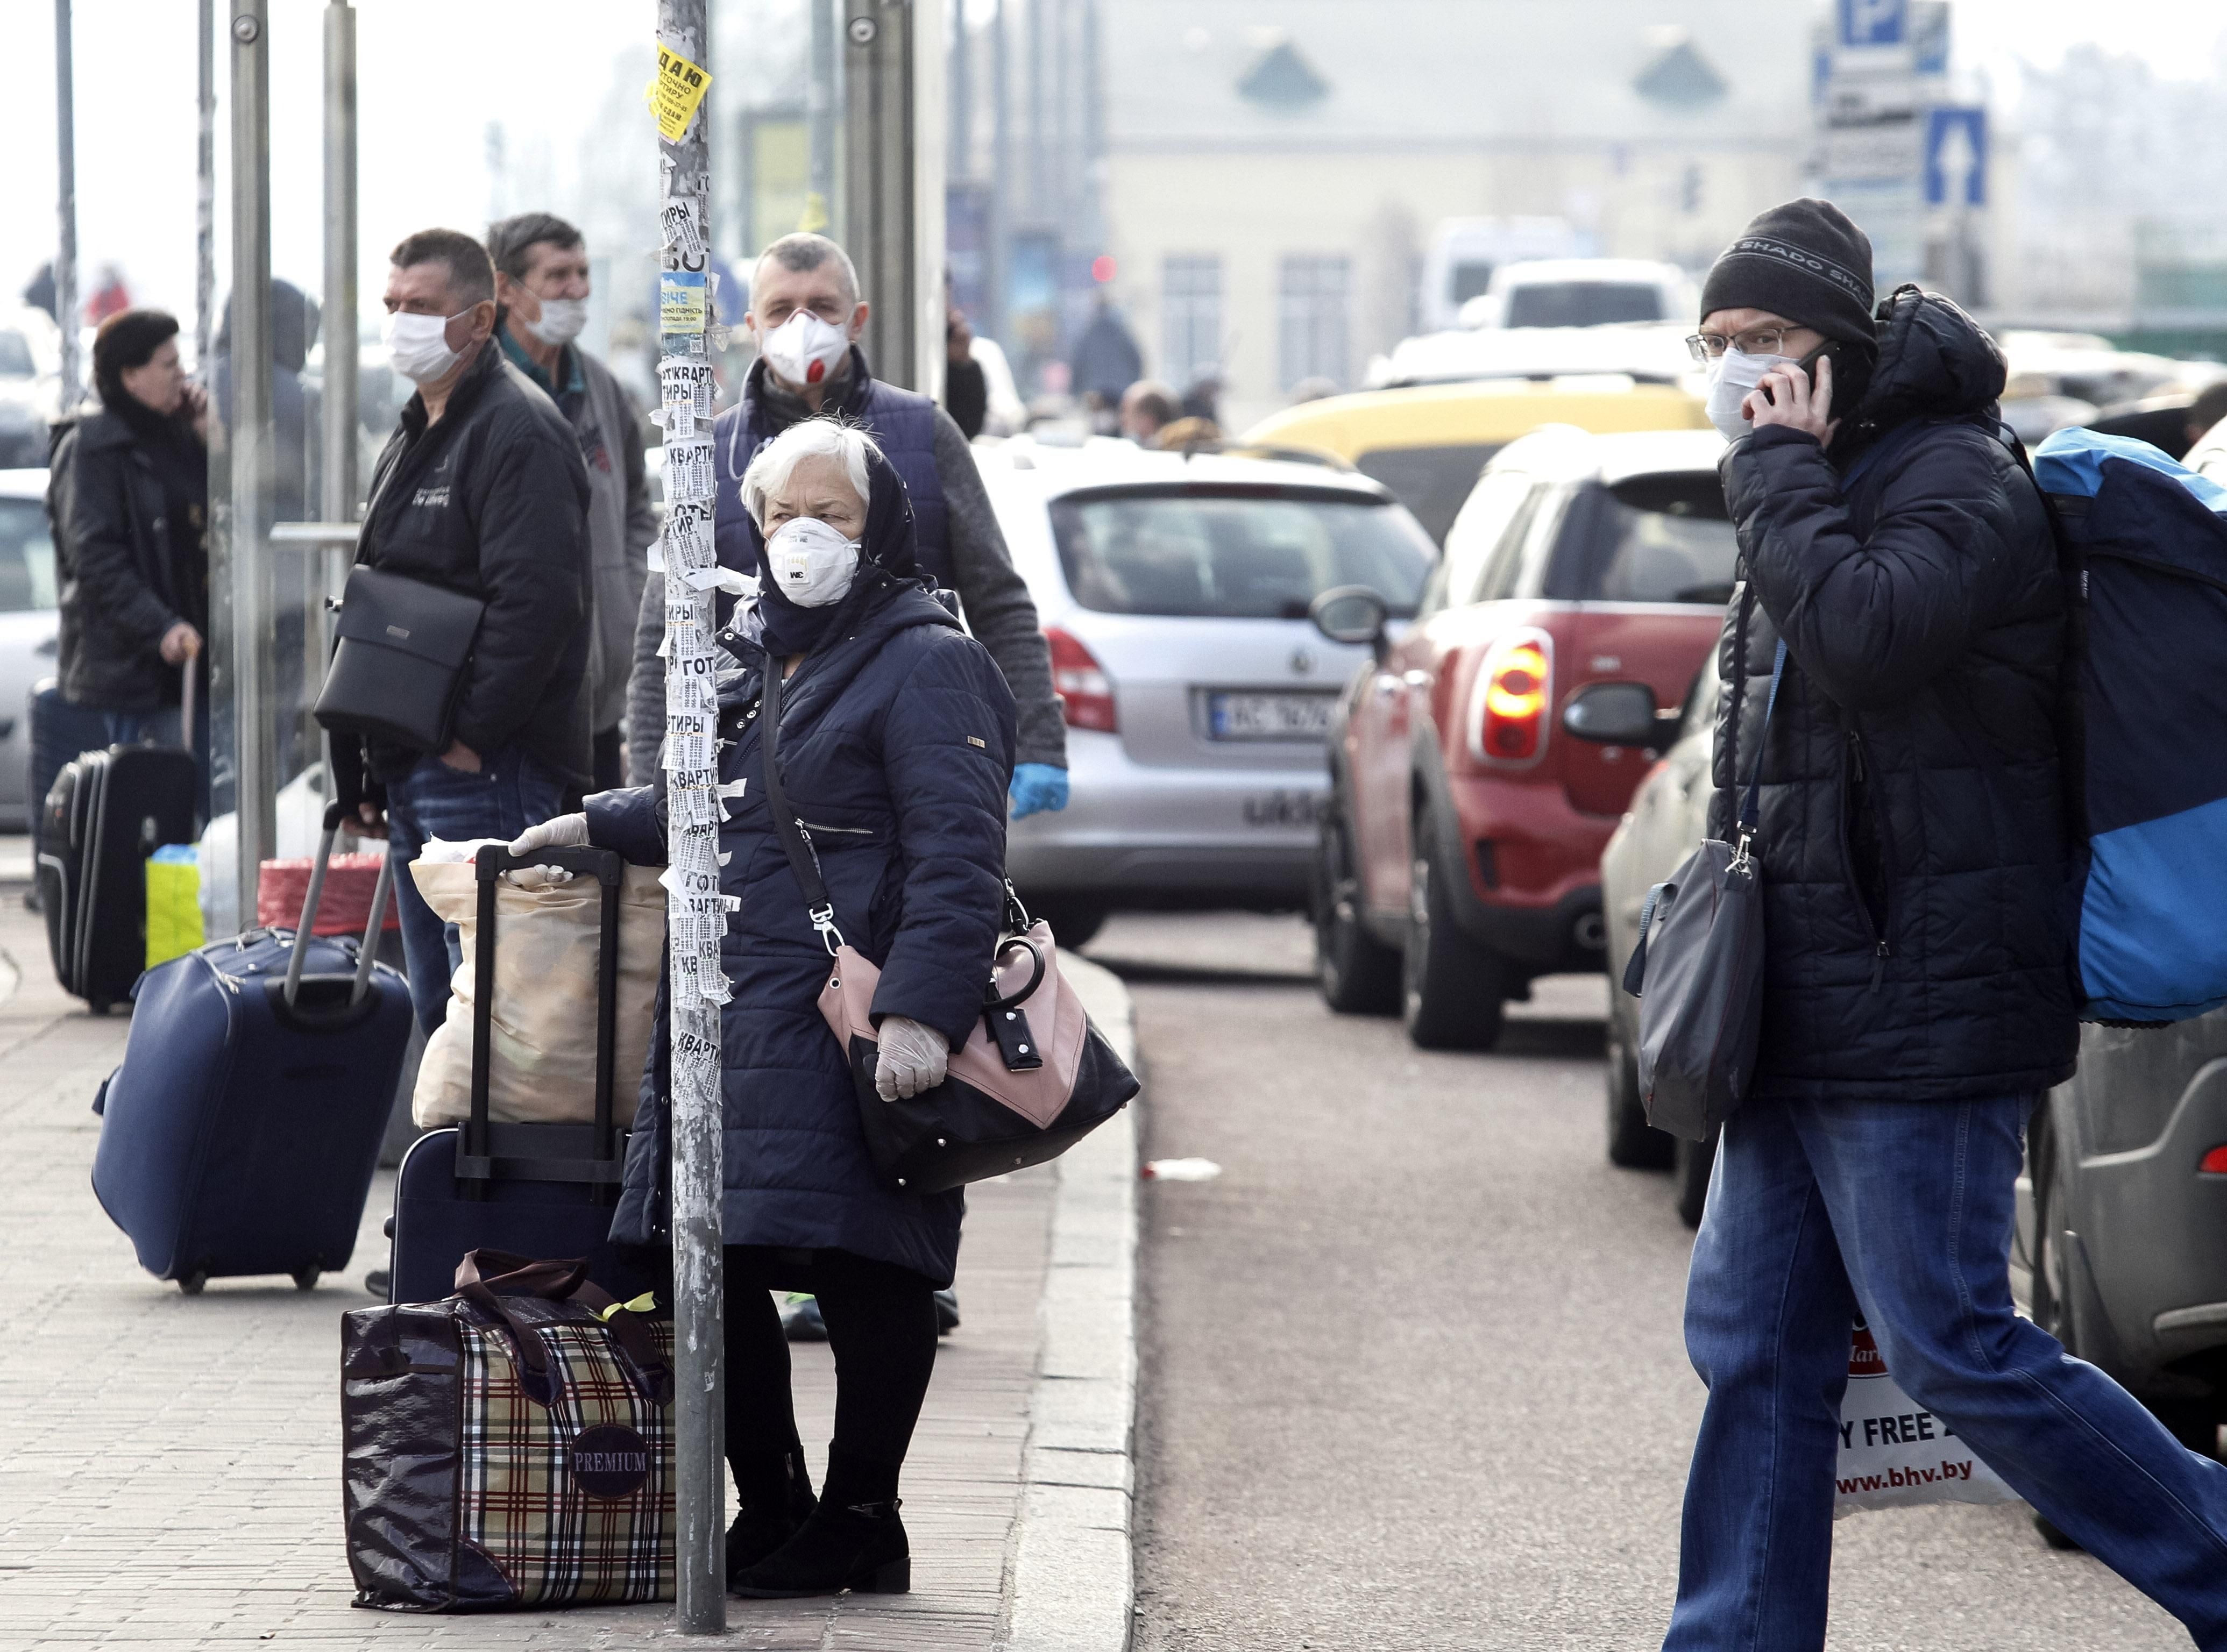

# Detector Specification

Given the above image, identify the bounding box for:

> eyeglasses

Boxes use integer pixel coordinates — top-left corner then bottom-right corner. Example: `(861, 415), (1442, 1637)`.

(1686, 326), (1800, 363)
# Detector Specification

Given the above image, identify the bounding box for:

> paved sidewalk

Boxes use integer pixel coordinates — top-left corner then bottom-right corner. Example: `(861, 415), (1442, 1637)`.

(0, 886), (1131, 1651)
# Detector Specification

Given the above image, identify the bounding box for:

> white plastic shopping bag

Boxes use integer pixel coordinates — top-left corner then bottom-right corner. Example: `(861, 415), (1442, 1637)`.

(1834, 1322), (2020, 1518)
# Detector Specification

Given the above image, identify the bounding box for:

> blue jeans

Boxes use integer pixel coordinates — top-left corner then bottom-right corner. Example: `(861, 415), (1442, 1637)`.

(385, 746), (567, 1035)
(1665, 1094), (2227, 1651)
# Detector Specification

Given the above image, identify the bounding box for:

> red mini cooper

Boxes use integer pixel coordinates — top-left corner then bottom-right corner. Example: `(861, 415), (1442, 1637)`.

(1308, 426), (1734, 1049)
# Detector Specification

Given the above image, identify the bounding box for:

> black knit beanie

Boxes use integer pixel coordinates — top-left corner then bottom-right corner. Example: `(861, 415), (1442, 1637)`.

(1699, 199), (1877, 351)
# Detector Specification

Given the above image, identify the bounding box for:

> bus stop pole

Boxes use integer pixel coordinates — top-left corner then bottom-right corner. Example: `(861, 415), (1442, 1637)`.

(320, 2), (358, 656)
(656, 0), (727, 1630)
(54, 0), (78, 408)
(228, 0), (277, 927)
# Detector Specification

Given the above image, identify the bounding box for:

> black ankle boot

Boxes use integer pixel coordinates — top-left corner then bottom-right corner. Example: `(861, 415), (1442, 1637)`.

(730, 1446), (910, 1598)
(725, 1446), (817, 1576)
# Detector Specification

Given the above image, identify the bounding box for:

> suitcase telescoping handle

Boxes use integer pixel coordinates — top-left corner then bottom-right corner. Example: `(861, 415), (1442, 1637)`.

(461, 842), (625, 1198)
(281, 801), (395, 1009)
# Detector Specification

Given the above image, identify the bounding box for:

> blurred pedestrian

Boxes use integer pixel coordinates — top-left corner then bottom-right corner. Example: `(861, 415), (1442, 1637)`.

(1118, 379), (1179, 445)
(1663, 198), (2227, 1649)
(1181, 373), (1222, 425)
(341, 229), (591, 1035)
(46, 309), (209, 784)
(2185, 380), (2227, 454)
(944, 304), (988, 440)
(1069, 294), (1143, 429)
(84, 265), (132, 327)
(488, 211), (656, 793)
(629, 231), (1068, 821)
(216, 280), (323, 780)
(523, 419), (1016, 1597)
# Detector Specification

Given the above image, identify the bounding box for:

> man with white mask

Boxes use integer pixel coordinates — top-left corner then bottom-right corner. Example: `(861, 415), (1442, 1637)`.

(490, 212), (657, 791)
(628, 232), (1069, 857)
(1662, 200), (2227, 1646)
(342, 227), (591, 1038)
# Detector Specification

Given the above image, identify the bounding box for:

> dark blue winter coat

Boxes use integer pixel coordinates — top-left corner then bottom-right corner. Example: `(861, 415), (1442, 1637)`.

(590, 450), (1017, 1285)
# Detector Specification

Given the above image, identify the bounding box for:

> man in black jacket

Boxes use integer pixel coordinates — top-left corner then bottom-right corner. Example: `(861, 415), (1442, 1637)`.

(346, 228), (590, 1034)
(1664, 201), (2227, 1648)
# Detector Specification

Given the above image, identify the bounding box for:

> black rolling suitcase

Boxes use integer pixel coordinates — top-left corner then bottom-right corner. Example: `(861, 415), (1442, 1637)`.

(38, 742), (200, 1012)
(386, 842), (658, 1305)
(90, 803), (414, 1291)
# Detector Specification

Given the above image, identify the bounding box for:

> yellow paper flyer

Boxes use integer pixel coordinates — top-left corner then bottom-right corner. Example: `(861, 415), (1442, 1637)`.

(654, 45), (712, 143)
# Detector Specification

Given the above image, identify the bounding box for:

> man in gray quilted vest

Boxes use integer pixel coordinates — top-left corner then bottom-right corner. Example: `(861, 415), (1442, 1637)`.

(488, 212), (658, 792)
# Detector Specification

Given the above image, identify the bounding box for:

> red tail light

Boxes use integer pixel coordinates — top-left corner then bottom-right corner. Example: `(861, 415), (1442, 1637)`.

(2200, 1146), (2227, 1174)
(1467, 629), (1554, 766)
(1046, 628), (1118, 733)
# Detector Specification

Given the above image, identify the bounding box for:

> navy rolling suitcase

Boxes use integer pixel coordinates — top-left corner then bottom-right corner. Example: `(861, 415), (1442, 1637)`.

(386, 842), (656, 1305)
(91, 803), (414, 1293)
(39, 740), (200, 1013)
(25, 675), (111, 895)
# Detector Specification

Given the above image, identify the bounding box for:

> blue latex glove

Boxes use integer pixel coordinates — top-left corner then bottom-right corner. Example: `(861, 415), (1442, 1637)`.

(1009, 763), (1070, 820)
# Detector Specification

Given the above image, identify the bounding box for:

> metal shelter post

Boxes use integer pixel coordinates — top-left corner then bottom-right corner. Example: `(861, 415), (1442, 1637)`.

(196, 0), (216, 378)
(53, 0), (78, 408)
(321, 2), (359, 653)
(655, 0), (728, 1630)
(842, 0), (945, 396)
(227, 0), (277, 926)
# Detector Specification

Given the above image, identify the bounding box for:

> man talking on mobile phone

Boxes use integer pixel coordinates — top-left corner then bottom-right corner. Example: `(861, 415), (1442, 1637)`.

(1662, 199), (2227, 1648)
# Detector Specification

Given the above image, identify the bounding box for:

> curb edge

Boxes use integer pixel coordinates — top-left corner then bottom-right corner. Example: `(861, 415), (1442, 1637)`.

(1000, 954), (1137, 1652)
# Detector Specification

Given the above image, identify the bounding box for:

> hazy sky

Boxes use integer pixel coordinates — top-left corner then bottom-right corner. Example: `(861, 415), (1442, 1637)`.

(0, 0), (2221, 333)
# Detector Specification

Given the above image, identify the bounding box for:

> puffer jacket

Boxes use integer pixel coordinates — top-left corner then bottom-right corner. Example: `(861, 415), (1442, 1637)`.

(1707, 287), (2079, 1101)
(587, 583), (1018, 1285)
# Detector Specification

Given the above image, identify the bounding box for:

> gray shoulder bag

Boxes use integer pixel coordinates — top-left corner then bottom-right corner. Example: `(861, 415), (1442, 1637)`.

(1619, 593), (1784, 1143)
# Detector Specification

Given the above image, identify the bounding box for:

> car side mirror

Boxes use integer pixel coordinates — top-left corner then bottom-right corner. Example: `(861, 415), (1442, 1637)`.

(1309, 586), (1390, 662)
(1562, 681), (1659, 745)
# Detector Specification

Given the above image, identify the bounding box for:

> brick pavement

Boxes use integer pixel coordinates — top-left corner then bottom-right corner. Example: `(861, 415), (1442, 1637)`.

(0, 889), (1060, 1650)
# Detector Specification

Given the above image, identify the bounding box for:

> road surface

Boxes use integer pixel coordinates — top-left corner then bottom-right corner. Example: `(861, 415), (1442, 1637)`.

(1101, 913), (2188, 1651)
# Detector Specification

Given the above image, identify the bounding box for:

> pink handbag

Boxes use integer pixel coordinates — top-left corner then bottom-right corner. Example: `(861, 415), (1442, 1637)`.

(760, 662), (1136, 1194)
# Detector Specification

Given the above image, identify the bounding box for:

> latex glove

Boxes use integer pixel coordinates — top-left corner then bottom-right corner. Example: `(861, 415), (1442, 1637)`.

(509, 814), (590, 857)
(875, 1016), (949, 1101)
(1009, 763), (1070, 820)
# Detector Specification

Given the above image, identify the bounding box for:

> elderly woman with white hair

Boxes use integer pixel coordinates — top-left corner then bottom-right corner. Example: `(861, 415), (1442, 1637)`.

(514, 416), (1017, 1598)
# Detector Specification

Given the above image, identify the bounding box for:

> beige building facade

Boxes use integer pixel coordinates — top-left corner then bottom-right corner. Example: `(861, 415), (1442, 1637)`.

(1097, 1), (1818, 432)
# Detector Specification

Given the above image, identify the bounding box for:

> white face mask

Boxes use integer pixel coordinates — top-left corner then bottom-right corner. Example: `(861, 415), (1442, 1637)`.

(758, 309), (850, 389)
(1705, 348), (1796, 442)
(521, 296), (588, 347)
(763, 516), (862, 607)
(383, 308), (470, 384)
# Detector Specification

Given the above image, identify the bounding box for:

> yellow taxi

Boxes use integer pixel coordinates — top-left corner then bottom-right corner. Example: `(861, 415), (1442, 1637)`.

(1244, 375), (1709, 544)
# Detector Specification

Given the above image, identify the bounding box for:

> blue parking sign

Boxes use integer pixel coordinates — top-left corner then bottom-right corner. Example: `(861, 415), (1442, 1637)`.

(1838, 0), (1907, 47)
(1924, 107), (1988, 206)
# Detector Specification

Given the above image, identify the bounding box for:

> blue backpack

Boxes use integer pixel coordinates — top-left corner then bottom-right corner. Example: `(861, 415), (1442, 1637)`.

(2031, 428), (2227, 1024)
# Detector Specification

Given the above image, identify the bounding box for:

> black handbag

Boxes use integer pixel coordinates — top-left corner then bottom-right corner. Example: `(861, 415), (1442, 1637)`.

(759, 659), (1138, 1194)
(1620, 607), (1783, 1143)
(314, 564), (485, 752)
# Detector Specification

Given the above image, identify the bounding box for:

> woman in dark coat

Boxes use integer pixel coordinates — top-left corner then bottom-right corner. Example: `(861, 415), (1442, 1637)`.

(47, 310), (210, 760)
(523, 416), (1017, 1598)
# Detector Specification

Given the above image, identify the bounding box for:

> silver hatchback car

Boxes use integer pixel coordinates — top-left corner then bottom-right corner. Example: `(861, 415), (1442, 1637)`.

(978, 438), (1437, 941)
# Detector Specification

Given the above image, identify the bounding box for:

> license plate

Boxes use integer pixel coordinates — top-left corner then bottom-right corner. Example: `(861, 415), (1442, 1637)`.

(1205, 692), (1334, 740)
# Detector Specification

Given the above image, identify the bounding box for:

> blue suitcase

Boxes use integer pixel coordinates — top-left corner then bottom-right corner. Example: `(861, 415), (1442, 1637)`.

(91, 803), (413, 1292)
(385, 842), (657, 1306)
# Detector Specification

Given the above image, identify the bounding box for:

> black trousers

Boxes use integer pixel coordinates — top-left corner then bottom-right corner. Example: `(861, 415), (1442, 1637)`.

(722, 1245), (940, 1471)
(592, 724), (626, 791)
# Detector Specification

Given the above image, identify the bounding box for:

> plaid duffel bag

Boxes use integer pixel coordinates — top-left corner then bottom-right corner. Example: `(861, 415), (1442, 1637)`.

(343, 1249), (674, 1611)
